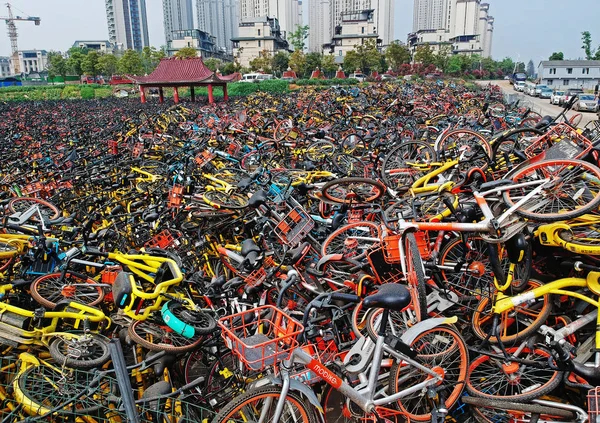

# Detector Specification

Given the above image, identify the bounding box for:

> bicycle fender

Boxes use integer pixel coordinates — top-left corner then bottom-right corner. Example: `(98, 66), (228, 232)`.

(266, 376), (324, 414)
(400, 316), (457, 345)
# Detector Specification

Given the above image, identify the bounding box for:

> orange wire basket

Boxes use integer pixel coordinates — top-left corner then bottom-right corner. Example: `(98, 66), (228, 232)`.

(218, 305), (304, 371)
(382, 231), (430, 264)
(524, 123), (593, 160)
(244, 267), (267, 288)
(589, 387), (600, 422)
(274, 207), (315, 247)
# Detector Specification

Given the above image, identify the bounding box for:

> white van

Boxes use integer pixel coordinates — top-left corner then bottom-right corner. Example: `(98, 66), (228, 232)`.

(514, 81), (525, 92)
(241, 73), (274, 82)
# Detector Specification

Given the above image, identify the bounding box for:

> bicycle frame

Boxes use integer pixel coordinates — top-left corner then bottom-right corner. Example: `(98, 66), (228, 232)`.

(268, 317), (456, 421)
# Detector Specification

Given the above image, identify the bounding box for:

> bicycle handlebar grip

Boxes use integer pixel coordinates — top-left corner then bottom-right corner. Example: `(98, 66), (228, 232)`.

(71, 258), (106, 269)
(85, 247), (109, 258)
(330, 292), (360, 303)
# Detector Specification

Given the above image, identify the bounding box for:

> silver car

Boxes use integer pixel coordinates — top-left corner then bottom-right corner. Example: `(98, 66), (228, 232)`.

(574, 94), (599, 112)
(539, 88), (553, 99)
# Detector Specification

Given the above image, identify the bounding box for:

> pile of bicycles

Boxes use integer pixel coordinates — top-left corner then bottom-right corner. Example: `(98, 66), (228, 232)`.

(0, 80), (600, 423)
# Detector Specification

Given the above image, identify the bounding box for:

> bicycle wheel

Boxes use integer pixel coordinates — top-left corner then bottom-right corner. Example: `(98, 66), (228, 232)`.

(210, 385), (317, 423)
(215, 168), (250, 185)
(504, 159), (600, 222)
(321, 177), (385, 204)
(8, 197), (60, 221)
(466, 346), (562, 402)
(185, 349), (242, 406)
(332, 153), (368, 177)
(365, 307), (418, 342)
(31, 272), (104, 309)
(406, 232), (427, 322)
(14, 364), (104, 417)
(306, 140), (335, 162)
(128, 318), (205, 353)
(49, 334), (110, 369)
(436, 129), (492, 169)
(462, 396), (575, 422)
(203, 190), (248, 210)
(321, 221), (381, 257)
(556, 217), (600, 251)
(381, 141), (437, 192)
(341, 133), (367, 155)
(165, 302), (217, 335)
(388, 325), (469, 421)
(322, 385), (407, 423)
(471, 280), (551, 344)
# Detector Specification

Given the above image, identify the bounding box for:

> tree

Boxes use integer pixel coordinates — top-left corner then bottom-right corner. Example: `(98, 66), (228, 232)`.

(141, 46), (165, 73)
(222, 61), (240, 75)
(118, 49), (144, 75)
(97, 54), (118, 76)
(582, 31), (595, 60)
(288, 50), (306, 76)
(174, 47), (198, 58)
(81, 51), (100, 76)
(249, 50), (273, 73)
(434, 44), (453, 73)
(385, 41), (411, 70)
(204, 58), (222, 72)
(447, 55), (462, 74)
(526, 59), (535, 78)
(66, 48), (86, 76)
(498, 57), (515, 75)
(271, 51), (289, 75)
(549, 51), (564, 60)
(413, 43), (435, 66)
(304, 52), (323, 75)
(342, 39), (382, 74)
(288, 25), (309, 51)
(47, 51), (67, 80)
(321, 54), (337, 76)
(516, 62), (526, 73)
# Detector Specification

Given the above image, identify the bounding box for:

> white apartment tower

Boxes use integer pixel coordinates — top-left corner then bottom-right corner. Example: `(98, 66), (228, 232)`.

(105, 0), (150, 51)
(196, 0), (238, 53)
(163, 0), (194, 42)
(412, 0), (452, 32)
(484, 16), (494, 57)
(309, 0), (331, 52)
(328, 0), (394, 48)
(239, 0), (302, 37)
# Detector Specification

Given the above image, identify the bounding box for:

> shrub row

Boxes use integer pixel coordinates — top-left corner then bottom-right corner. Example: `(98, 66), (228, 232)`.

(295, 78), (359, 86)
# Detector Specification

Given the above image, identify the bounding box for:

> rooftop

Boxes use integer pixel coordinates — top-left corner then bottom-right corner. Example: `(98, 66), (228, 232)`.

(540, 60), (600, 67)
(133, 57), (238, 86)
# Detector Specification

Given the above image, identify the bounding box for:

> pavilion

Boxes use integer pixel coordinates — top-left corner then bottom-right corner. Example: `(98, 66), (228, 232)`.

(132, 57), (239, 104)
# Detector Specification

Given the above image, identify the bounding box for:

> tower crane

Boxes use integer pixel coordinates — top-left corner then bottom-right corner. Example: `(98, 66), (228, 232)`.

(1, 3), (41, 74)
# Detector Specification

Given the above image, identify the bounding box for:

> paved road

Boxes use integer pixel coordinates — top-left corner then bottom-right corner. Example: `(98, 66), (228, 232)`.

(477, 80), (598, 128)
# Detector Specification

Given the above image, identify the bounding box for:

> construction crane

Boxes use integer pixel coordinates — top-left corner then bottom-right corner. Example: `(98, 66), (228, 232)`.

(1, 3), (41, 74)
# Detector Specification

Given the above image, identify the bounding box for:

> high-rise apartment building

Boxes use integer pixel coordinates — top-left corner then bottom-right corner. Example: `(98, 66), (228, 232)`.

(238, 0), (302, 38)
(409, 0), (494, 57)
(105, 0), (150, 51)
(163, 0), (194, 43)
(196, 0), (238, 53)
(308, 0), (331, 52)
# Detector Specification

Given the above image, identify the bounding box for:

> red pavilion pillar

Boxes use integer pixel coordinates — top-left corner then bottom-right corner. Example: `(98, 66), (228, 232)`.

(223, 84), (228, 101)
(158, 87), (164, 103)
(140, 86), (146, 103)
(173, 87), (179, 103)
(207, 84), (214, 104)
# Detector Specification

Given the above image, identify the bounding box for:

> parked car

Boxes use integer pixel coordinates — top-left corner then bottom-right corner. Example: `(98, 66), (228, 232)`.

(514, 81), (525, 92)
(349, 73), (367, 82)
(240, 73), (274, 83)
(539, 87), (553, 99)
(524, 81), (536, 96)
(381, 74), (396, 81)
(109, 75), (134, 85)
(573, 93), (599, 112)
(564, 88), (585, 105)
(509, 72), (527, 85)
(281, 76), (296, 82)
(534, 84), (548, 97)
(551, 89), (566, 105)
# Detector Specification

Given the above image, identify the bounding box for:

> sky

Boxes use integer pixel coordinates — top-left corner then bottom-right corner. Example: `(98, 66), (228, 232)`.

(1, 0), (600, 64)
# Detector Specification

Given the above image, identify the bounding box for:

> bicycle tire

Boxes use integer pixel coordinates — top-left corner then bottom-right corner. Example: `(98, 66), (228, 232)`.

(406, 232), (427, 322)
(128, 318), (205, 353)
(306, 140), (335, 162)
(321, 177), (385, 204)
(8, 197), (60, 221)
(202, 190), (249, 210)
(388, 325), (469, 421)
(210, 385), (318, 423)
(322, 384), (407, 423)
(466, 346), (562, 402)
(436, 129), (492, 169)
(165, 302), (217, 335)
(31, 272), (105, 309)
(471, 279), (551, 344)
(461, 396), (575, 420)
(381, 141), (437, 192)
(49, 334), (111, 369)
(321, 221), (381, 256)
(555, 219), (600, 252)
(504, 158), (600, 222)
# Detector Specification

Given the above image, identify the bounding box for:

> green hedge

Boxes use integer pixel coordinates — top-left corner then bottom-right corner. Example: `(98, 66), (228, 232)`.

(295, 78), (359, 86)
(80, 86), (95, 99)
